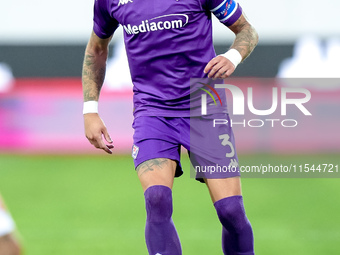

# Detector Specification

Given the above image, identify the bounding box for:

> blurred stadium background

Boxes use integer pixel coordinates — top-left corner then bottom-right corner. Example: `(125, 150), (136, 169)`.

(0, 0), (339, 254)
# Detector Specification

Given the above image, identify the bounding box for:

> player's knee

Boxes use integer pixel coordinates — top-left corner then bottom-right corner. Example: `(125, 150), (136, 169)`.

(144, 185), (173, 223)
(214, 196), (250, 233)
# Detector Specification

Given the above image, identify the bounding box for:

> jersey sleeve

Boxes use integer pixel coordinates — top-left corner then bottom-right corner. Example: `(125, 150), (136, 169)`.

(93, 0), (119, 39)
(205, 0), (243, 27)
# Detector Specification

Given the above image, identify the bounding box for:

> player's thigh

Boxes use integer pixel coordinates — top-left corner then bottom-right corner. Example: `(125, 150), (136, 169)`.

(137, 158), (177, 191)
(204, 177), (242, 203)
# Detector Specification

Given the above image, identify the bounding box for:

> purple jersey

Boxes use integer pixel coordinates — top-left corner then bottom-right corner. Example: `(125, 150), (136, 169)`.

(93, 0), (242, 117)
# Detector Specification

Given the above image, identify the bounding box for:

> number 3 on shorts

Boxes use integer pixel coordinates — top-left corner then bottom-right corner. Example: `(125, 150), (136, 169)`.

(219, 134), (235, 158)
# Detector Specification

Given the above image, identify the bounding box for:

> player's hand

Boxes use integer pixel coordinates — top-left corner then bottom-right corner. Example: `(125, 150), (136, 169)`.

(84, 113), (114, 154)
(204, 55), (236, 79)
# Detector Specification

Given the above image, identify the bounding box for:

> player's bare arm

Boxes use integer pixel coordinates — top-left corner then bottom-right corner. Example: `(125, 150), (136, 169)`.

(82, 31), (114, 154)
(229, 13), (258, 60)
(204, 13), (259, 79)
(83, 31), (112, 101)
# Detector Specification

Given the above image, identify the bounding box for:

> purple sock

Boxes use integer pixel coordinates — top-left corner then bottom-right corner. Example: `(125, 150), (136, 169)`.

(144, 185), (182, 255)
(214, 195), (254, 255)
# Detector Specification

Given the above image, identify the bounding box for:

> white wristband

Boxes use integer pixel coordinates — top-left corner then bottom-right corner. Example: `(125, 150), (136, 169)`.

(83, 101), (98, 114)
(221, 49), (242, 69)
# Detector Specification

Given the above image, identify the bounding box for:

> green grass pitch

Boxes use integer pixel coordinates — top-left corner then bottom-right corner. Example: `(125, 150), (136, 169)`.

(0, 154), (339, 254)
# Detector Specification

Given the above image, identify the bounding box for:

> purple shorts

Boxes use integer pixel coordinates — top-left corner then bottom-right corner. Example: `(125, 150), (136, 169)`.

(132, 113), (240, 182)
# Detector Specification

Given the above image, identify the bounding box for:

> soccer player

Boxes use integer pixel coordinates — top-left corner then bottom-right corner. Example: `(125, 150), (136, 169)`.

(0, 195), (21, 255)
(82, 0), (258, 254)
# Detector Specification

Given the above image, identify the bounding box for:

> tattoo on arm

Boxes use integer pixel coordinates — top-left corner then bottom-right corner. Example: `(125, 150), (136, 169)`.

(136, 158), (170, 175)
(229, 16), (259, 62)
(82, 52), (106, 102)
(82, 32), (110, 102)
